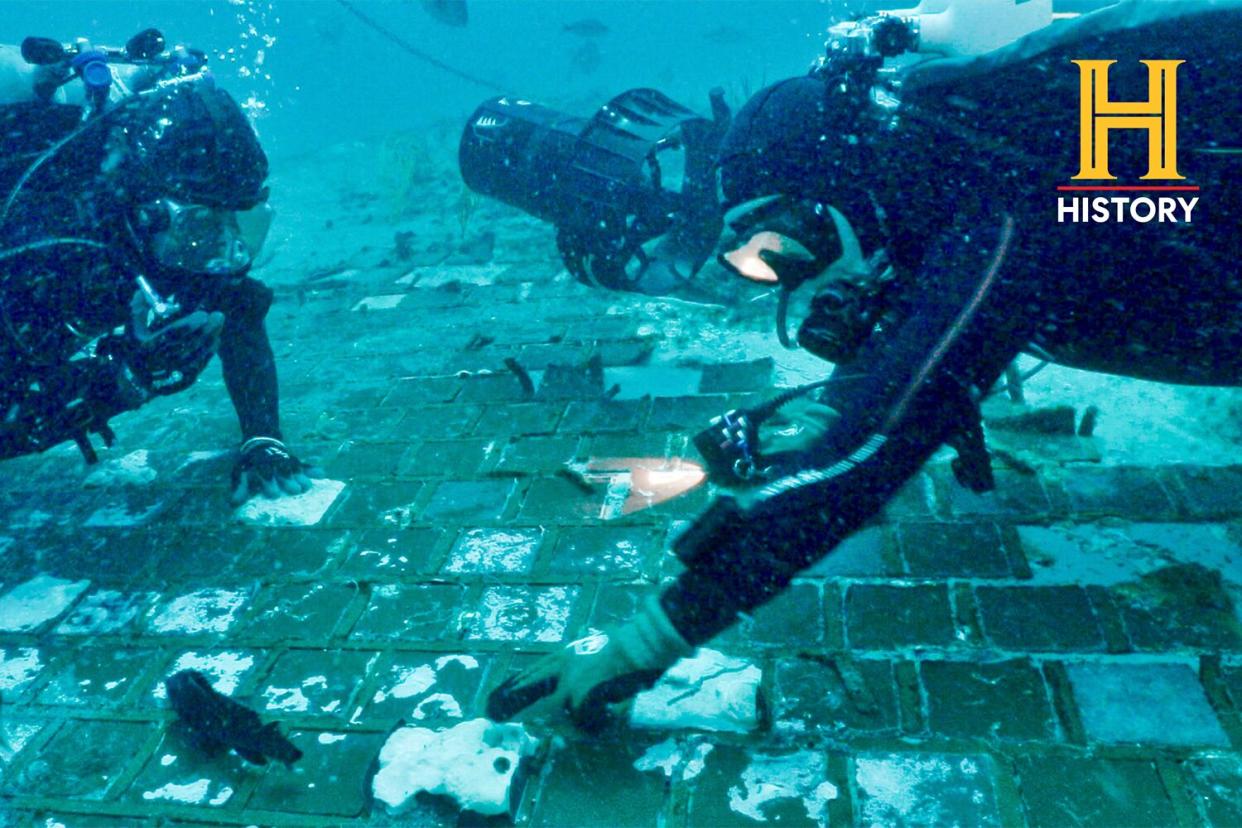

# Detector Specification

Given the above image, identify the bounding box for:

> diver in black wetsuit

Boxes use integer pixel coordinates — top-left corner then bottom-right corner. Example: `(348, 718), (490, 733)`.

(487, 0), (1242, 728)
(0, 35), (316, 504)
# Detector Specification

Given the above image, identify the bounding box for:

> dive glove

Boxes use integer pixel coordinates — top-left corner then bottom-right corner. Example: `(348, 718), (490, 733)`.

(230, 436), (319, 505)
(486, 595), (692, 731)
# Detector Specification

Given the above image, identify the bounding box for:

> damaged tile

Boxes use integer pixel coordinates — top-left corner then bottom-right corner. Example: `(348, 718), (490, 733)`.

(365, 653), (488, 723)
(146, 589), (250, 635)
(353, 294), (405, 311)
(56, 590), (156, 636)
(351, 583), (465, 641)
(260, 650), (380, 716)
(38, 647), (153, 708)
(0, 574), (90, 632)
(445, 528), (543, 574)
(1066, 661), (1228, 746)
(855, 753), (1001, 827)
(465, 586), (578, 643)
(0, 647), (44, 697)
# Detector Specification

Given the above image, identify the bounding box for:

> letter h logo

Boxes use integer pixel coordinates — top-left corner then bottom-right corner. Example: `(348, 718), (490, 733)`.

(1072, 59), (1184, 180)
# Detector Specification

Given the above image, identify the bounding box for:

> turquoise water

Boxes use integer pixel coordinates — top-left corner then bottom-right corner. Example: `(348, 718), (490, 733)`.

(5, 0), (876, 159)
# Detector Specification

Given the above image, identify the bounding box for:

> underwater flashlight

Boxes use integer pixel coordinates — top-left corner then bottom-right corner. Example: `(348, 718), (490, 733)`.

(580, 456), (708, 516)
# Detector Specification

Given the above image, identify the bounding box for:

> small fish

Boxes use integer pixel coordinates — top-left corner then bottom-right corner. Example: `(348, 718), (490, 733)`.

(562, 18), (610, 38)
(703, 25), (749, 45)
(165, 670), (303, 767)
(420, 0), (468, 27)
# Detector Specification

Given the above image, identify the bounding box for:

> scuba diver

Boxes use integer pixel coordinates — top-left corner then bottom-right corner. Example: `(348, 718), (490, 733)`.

(484, 0), (1242, 728)
(0, 31), (316, 503)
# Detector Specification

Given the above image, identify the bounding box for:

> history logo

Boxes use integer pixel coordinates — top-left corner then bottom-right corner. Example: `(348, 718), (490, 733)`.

(1057, 59), (1199, 224)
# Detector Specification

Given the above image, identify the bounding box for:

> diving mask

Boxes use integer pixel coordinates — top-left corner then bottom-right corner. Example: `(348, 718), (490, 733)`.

(135, 197), (272, 277)
(719, 194), (874, 352)
(718, 194), (862, 290)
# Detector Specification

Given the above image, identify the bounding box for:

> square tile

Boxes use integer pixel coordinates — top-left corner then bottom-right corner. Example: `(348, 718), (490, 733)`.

(465, 586), (579, 642)
(1066, 661), (1228, 746)
(445, 528), (543, 574)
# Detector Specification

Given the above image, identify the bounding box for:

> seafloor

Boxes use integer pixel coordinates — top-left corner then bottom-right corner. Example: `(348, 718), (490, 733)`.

(1, 133), (1240, 826)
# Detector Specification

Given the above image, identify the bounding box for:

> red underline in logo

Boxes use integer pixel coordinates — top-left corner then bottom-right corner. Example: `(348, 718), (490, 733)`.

(1056, 185), (1201, 191)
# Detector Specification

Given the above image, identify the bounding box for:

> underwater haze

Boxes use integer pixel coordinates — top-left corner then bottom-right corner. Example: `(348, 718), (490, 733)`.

(5, 0), (883, 159)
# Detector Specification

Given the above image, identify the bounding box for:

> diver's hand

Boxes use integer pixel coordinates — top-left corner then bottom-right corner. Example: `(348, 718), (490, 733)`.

(758, 398), (839, 457)
(486, 595), (691, 732)
(127, 292), (224, 397)
(230, 437), (320, 505)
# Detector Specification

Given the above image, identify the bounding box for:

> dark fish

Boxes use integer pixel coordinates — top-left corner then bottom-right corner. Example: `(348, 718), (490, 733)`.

(165, 670), (303, 768)
(420, 0), (468, 27)
(703, 25), (749, 45)
(562, 18), (610, 37)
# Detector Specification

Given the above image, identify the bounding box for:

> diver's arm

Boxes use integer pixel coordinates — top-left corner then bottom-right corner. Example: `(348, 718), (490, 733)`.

(663, 212), (1035, 643)
(215, 277), (318, 503)
(216, 277), (281, 441)
(483, 210), (1042, 724)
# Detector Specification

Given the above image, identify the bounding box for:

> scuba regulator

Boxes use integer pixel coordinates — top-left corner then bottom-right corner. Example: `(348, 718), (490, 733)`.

(19, 29), (207, 116)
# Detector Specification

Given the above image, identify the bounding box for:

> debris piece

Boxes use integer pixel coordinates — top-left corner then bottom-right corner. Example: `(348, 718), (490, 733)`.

(394, 230), (416, 262)
(991, 448), (1038, 475)
(372, 718), (537, 817)
(0, 575), (91, 633)
(503, 357), (535, 397)
(83, 449), (157, 487)
(165, 670), (302, 767)
(557, 464), (599, 494)
(539, 354), (605, 400)
(353, 295), (405, 312)
(421, 0), (468, 27)
(563, 18), (609, 37)
(465, 333), (495, 351)
(1078, 405), (1099, 437)
(986, 405), (1077, 435)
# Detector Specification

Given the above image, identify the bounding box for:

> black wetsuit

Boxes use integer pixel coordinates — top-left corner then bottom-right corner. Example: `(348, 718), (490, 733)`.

(663, 1), (1242, 643)
(0, 101), (282, 460)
